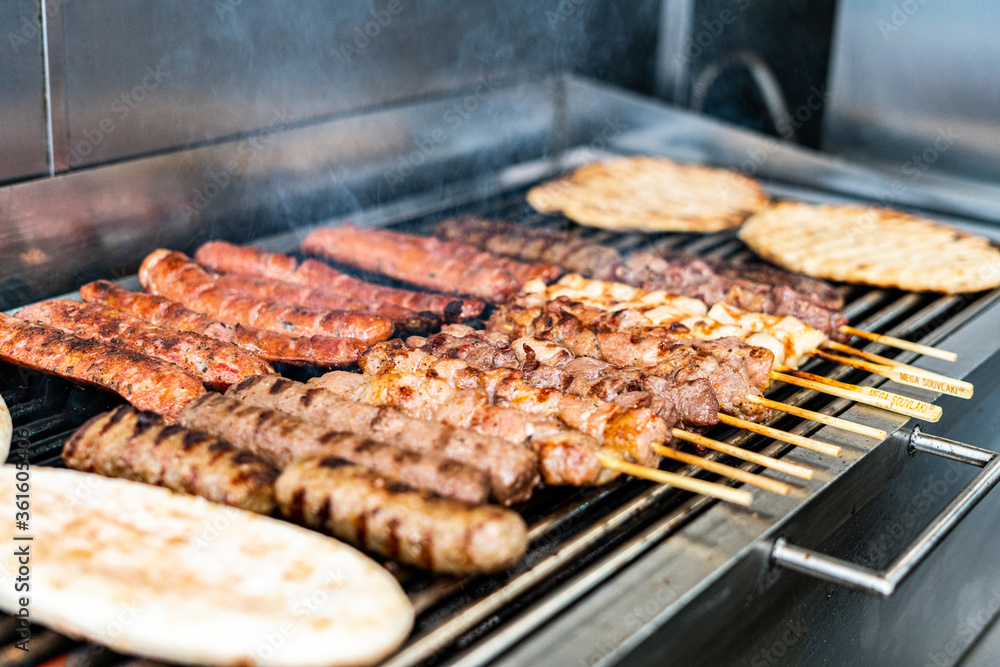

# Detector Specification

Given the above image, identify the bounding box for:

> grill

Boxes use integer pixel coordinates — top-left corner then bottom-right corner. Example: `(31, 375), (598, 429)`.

(2, 146), (999, 665)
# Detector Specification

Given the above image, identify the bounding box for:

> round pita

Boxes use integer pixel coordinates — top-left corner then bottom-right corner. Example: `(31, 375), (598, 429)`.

(0, 467), (413, 666)
(526, 156), (769, 233)
(739, 202), (1000, 293)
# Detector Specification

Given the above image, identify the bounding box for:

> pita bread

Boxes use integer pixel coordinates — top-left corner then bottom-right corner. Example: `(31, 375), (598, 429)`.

(526, 156), (769, 233)
(0, 394), (10, 464)
(0, 467), (412, 666)
(739, 202), (1000, 293)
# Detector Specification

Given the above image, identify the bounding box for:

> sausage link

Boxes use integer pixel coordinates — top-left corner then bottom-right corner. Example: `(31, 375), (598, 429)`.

(139, 249), (394, 343)
(195, 240), (484, 320)
(178, 392), (490, 505)
(81, 280), (368, 367)
(64, 406), (277, 513)
(276, 456), (528, 574)
(302, 225), (550, 302)
(227, 374), (540, 505)
(0, 313), (205, 419)
(18, 299), (273, 390)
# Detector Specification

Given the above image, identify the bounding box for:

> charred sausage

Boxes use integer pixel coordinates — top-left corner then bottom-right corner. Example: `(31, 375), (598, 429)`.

(0, 313), (205, 419)
(18, 299), (274, 390)
(177, 392), (490, 505)
(276, 456), (528, 574)
(64, 406), (277, 513)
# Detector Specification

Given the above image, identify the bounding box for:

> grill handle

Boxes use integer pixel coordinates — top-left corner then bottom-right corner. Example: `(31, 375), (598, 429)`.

(769, 426), (1000, 598)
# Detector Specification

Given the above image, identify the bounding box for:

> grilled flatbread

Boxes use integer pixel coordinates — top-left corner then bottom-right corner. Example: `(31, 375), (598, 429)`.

(526, 156), (769, 233)
(0, 466), (413, 666)
(739, 202), (1000, 293)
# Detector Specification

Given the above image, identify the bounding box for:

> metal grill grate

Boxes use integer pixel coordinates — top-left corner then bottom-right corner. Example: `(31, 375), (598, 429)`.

(1, 175), (997, 667)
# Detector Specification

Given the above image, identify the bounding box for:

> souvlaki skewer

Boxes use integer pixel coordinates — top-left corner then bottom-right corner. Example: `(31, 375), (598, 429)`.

(524, 275), (971, 401)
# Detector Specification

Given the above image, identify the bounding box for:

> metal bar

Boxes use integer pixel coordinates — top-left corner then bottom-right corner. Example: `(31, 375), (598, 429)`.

(771, 429), (1000, 597)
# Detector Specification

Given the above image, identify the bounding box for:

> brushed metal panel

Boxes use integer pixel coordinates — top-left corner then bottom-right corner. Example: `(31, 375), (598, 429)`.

(61, 0), (622, 168)
(0, 0), (48, 183)
(824, 0), (1000, 187)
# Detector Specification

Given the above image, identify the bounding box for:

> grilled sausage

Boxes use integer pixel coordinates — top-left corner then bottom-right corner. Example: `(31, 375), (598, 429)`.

(0, 313), (205, 419)
(64, 406), (277, 513)
(208, 273), (437, 332)
(81, 280), (368, 367)
(18, 299), (274, 390)
(226, 374), (540, 505)
(139, 249), (394, 343)
(276, 456), (528, 574)
(178, 392), (490, 505)
(302, 225), (559, 302)
(195, 240), (485, 321)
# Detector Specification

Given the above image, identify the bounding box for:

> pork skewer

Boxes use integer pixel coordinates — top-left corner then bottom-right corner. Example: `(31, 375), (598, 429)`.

(195, 240), (486, 320)
(226, 374), (540, 505)
(17, 299), (274, 390)
(139, 249), (394, 344)
(301, 224), (562, 302)
(177, 392), (492, 505)
(0, 313), (205, 420)
(80, 280), (368, 367)
(64, 406), (278, 513)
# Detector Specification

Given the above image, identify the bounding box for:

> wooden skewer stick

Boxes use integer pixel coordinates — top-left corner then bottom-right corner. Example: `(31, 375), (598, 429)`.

(716, 413), (842, 457)
(825, 341), (972, 393)
(810, 350), (973, 400)
(839, 325), (957, 362)
(596, 453), (754, 506)
(745, 395), (887, 440)
(772, 369), (942, 423)
(652, 444), (792, 495)
(672, 428), (815, 480)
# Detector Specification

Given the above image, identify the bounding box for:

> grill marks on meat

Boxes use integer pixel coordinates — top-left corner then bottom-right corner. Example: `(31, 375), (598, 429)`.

(276, 456), (528, 574)
(81, 281), (368, 367)
(0, 313), (205, 419)
(195, 240), (484, 321)
(207, 272), (437, 332)
(139, 249), (394, 343)
(301, 224), (560, 302)
(307, 371), (616, 487)
(64, 406), (277, 513)
(406, 325), (519, 371)
(17, 299), (273, 390)
(435, 217), (848, 338)
(227, 374), (540, 505)
(487, 301), (772, 422)
(178, 392), (490, 505)
(359, 341), (666, 467)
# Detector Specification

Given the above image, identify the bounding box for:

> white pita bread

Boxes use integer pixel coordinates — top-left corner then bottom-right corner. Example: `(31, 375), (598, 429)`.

(0, 467), (412, 666)
(739, 202), (1000, 293)
(526, 156), (769, 233)
(0, 394), (10, 464)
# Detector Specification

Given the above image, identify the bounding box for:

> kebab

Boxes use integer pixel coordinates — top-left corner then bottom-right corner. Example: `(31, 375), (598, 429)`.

(434, 216), (957, 359)
(511, 274), (968, 415)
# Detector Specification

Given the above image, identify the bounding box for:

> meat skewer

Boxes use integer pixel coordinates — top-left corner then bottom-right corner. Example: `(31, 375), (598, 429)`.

(17, 299), (274, 390)
(208, 272), (438, 332)
(195, 240), (485, 320)
(276, 455), (529, 574)
(226, 374), (540, 505)
(301, 224), (561, 302)
(434, 217), (848, 338)
(64, 406), (278, 513)
(177, 392), (491, 505)
(357, 341), (669, 468)
(0, 313), (205, 420)
(80, 280), (368, 367)
(308, 370), (619, 486)
(139, 249), (394, 344)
